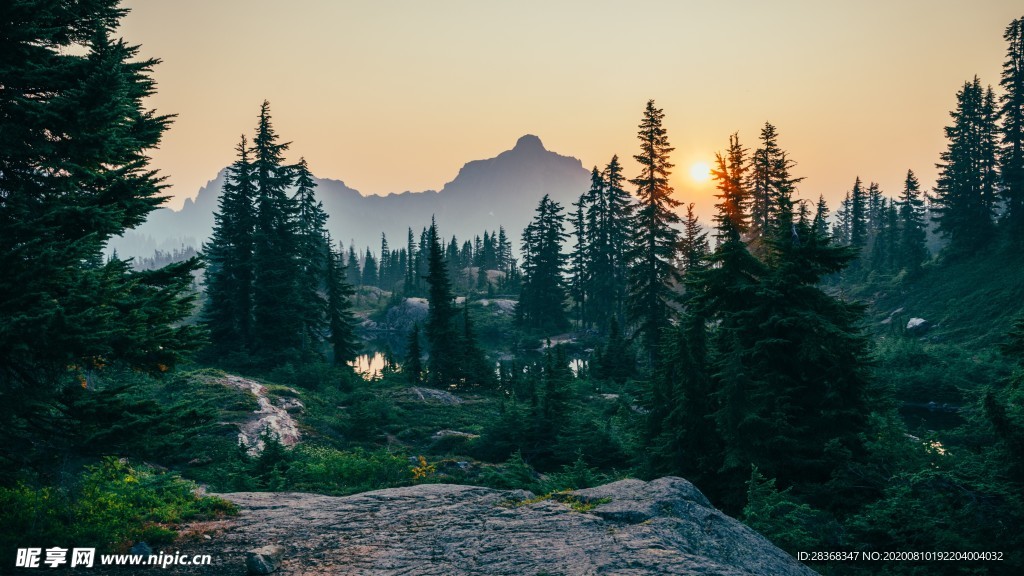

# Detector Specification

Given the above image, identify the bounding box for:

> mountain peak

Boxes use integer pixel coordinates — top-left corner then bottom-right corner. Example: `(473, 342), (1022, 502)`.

(514, 134), (545, 151)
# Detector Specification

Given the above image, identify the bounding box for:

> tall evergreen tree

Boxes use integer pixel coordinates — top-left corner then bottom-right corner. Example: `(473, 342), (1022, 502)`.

(679, 203), (709, 276)
(747, 123), (803, 249)
(1001, 17), (1024, 237)
(868, 198), (899, 275)
(0, 1), (202, 463)
(292, 157), (330, 356)
(866, 182), (885, 233)
(404, 323), (423, 384)
(518, 195), (569, 331)
(652, 132), (761, 486)
(627, 100), (681, 363)
(710, 191), (871, 504)
(250, 101), (302, 363)
(581, 156), (636, 332)
(325, 235), (358, 364)
(496, 226), (513, 274)
(812, 195), (831, 241)
(459, 300), (494, 388)
(346, 244), (361, 286)
(897, 169), (928, 272)
(379, 233), (391, 290)
(568, 195), (588, 327)
(361, 248), (378, 287)
(605, 155), (635, 325)
(582, 167), (611, 330)
(833, 191), (852, 246)
(424, 219), (462, 386)
(203, 135), (256, 355)
(848, 176), (869, 249)
(932, 77), (1000, 252)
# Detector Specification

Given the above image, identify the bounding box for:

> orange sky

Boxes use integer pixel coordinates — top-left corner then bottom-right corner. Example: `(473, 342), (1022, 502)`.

(121, 1), (1021, 222)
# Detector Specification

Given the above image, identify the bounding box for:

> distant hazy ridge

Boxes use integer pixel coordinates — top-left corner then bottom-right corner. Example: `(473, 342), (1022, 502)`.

(110, 135), (590, 258)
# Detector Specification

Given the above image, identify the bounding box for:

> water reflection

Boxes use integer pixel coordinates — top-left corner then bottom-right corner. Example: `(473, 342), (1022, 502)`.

(350, 352), (387, 378)
(353, 351), (588, 380)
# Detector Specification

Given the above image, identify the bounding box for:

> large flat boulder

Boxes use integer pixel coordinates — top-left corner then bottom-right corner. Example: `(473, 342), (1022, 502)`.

(169, 478), (816, 575)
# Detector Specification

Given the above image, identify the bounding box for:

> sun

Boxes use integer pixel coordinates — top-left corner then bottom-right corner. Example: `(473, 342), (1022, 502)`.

(689, 161), (711, 183)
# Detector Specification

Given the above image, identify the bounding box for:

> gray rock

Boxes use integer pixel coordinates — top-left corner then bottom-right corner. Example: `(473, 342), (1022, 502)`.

(172, 478), (816, 575)
(906, 317), (930, 333)
(432, 429), (479, 440)
(246, 544), (285, 574)
(380, 297), (429, 333)
(409, 386), (464, 405)
(276, 396), (304, 413)
(128, 542), (153, 557)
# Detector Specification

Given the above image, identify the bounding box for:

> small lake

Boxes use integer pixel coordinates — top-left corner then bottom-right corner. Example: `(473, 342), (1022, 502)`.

(349, 351), (588, 380)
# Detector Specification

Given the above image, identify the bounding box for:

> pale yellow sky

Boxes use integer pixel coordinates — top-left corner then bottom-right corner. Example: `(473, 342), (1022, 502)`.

(122, 1), (1021, 220)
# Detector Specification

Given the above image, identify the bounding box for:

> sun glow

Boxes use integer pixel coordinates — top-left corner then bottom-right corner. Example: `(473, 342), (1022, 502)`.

(689, 161), (711, 183)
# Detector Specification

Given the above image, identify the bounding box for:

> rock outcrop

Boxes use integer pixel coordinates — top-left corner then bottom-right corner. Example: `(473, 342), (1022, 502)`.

(173, 477), (815, 575)
(219, 374), (302, 454)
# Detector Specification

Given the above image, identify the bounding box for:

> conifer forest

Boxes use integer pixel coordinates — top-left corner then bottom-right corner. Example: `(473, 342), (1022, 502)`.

(3, 2), (1024, 574)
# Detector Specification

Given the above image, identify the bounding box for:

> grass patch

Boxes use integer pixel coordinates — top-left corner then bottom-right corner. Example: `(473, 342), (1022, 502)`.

(0, 458), (235, 557)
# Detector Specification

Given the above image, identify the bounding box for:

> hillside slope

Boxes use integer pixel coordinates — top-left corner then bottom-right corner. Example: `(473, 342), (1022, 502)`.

(864, 249), (1024, 349)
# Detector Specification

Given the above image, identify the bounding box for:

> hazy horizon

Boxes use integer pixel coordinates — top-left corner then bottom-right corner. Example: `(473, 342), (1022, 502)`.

(122, 1), (1022, 222)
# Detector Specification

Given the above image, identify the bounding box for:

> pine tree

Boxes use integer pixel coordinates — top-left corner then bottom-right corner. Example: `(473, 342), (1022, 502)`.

(932, 77), (1000, 252)
(379, 233), (391, 290)
(424, 219), (462, 386)
(581, 157), (635, 332)
(459, 300), (494, 388)
(447, 236), (461, 276)
(715, 193), (870, 503)
(651, 132), (761, 487)
(747, 123), (803, 249)
(203, 135), (256, 355)
(627, 100), (682, 363)
(605, 155), (635, 325)
(518, 195), (569, 331)
(1001, 17), (1024, 237)
(0, 1), (202, 462)
(325, 235), (358, 364)
(868, 198), (899, 275)
(539, 345), (573, 447)
(568, 195), (588, 327)
(897, 169), (928, 272)
(404, 323), (424, 384)
(250, 101), (302, 364)
(292, 157), (330, 356)
(496, 226), (512, 274)
(866, 182), (885, 233)
(649, 311), (716, 483)
(580, 167), (609, 331)
(343, 244), (359, 286)
(679, 203), (709, 276)
(812, 195), (831, 241)
(833, 191), (852, 245)
(361, 248), (378, 287)
(848, 176), (869, 248)
(482, 230), (498, 270)
(710, 134), (752, 244)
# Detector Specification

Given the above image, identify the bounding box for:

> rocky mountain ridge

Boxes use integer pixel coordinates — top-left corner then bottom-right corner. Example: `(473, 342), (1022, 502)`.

(110, 135), (590, 259)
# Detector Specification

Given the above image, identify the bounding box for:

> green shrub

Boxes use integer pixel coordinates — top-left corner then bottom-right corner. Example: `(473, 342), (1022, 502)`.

(285, 445), (411, 495)
(741, 465), (825, 555)
(0, 458), (235, 559)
